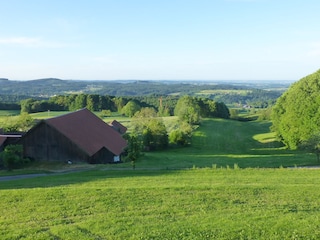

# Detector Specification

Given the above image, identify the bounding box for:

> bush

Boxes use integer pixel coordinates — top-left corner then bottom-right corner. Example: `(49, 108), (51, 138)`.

(169, 122), (193, 146)
(0, 145), (30, 170)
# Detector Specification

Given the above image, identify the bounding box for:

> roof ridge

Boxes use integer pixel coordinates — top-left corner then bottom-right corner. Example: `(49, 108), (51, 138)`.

(46, 108), (88, 121)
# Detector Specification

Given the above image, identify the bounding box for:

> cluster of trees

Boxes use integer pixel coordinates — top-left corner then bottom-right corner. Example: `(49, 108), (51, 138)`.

(0, 95), (34, 110)
(121, 96), (230, 165)
(20, 94), (230, 121)
(271, 69), (320, 152)
(132, 108), (169, 151)
(124, 96), (230, 162)
(20, 94), (117, 113)
(20, 94), (172, 115)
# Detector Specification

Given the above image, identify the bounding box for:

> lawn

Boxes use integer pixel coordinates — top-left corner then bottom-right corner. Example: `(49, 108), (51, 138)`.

(1, 168), (320, 239)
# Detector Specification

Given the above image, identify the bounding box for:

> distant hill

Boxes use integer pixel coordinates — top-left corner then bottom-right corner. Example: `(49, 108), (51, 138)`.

(0, 78), (291, 106)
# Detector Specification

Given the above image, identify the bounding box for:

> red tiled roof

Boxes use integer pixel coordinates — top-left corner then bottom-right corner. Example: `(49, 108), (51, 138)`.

(46, 108), (127, 156)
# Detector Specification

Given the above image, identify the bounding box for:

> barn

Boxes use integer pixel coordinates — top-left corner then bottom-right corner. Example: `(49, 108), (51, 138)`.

(19, 108), (127, 164)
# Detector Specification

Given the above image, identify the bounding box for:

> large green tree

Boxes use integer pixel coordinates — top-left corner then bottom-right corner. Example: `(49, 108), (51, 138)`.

(121, 101), (141, 117)
(174, 96), (200, 125)
(271, 69), (320, 149)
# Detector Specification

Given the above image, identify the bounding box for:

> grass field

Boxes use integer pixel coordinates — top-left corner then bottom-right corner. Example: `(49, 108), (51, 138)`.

(1, 112), (320, 239)
(0, 110), (20, 116)
(1, 168), (320, 239)
(132, 119), (317, 170)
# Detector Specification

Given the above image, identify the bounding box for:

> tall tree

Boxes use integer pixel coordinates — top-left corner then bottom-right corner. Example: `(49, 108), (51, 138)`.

(271, 69), (320, 149)
(174, 96), (200, 125)
(86, 95), (95, 111)
(121, 101), (141, 117)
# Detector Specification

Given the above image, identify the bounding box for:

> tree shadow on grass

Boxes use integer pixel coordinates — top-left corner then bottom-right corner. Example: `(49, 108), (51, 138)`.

(0, 168), (178, 190)
(165, 119), (318, 169)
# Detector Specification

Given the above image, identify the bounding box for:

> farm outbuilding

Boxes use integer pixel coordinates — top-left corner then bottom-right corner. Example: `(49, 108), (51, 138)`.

(19, 108), (127, 164)
(109, 120), (127, 135)
(0, 134), (22, 152)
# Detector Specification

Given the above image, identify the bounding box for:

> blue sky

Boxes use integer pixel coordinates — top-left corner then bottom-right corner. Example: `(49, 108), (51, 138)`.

(1, 0), (320, 81)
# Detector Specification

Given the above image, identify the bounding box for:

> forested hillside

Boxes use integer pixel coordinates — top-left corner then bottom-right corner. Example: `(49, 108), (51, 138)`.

(0, 78), (288, 108)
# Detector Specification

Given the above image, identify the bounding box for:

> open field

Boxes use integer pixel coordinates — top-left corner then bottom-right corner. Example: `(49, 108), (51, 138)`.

(0, 110), (20, 116)
(1, 113), (317, 171)
(1, 168), (320, 239)
(132, 118), (317, 170)
(197, 89), (251, 95)
(0, 110), (20, 124)
(1, 112), (319, 239)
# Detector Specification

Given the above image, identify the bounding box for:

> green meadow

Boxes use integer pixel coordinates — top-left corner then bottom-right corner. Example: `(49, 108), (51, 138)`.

(132, 119), (316, 170)
(1, 113), (320, 239)
(0, 110), (20, 116)
(1, 169), (320, 239)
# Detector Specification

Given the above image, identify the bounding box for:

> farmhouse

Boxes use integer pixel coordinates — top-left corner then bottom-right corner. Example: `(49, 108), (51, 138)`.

(19, 108), (127, 164)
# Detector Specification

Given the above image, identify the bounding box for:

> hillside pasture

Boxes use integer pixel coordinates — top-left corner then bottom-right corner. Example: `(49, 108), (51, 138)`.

(1, 111), (320, 239)
(134, 118), (316, 170)
(1, 168), (320, 239)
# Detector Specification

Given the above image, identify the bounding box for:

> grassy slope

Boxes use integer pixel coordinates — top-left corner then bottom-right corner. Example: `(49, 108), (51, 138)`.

(1, 116), (320, 239)
(1, 169), (320, 239)
(134, 119), (316, 169)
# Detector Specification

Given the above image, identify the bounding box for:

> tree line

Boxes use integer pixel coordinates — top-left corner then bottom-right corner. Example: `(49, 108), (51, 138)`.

(20, 94), (230, 119)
